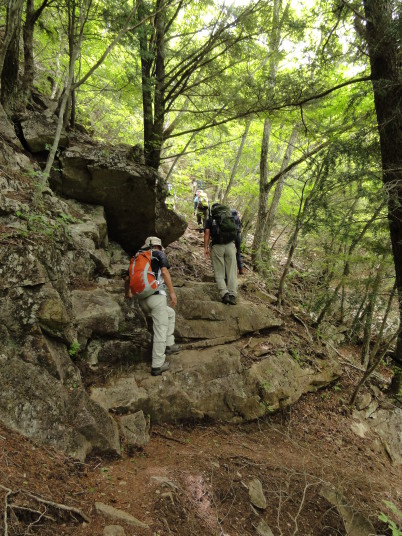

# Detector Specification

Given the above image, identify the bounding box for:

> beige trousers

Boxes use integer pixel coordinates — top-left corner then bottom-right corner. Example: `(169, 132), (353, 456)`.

(211, 242), (237, 298)
(139, 293), (175, 368)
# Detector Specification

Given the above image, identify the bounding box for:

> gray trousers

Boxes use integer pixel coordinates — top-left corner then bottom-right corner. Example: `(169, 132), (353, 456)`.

(211, 242), (237, 298)
(139, 293), (175, 368)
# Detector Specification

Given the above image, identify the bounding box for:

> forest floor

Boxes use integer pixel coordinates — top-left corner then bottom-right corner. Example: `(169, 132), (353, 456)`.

(1, 225), (401, 536)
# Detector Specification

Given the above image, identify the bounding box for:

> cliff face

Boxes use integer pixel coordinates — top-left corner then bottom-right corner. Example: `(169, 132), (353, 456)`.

(0, 114), (187, 460)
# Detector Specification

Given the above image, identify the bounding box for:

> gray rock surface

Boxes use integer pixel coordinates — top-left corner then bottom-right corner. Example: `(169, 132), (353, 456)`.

(91, 338), (341, 424)
(249, 478), (267, 510)
(174, 282), (282, 341)
(119, 411), (150, 449)
(103, 526), (126, 536)
(95, 502), (148, 528)
(321, 486), (376, 536)
(0, 354), (120, 461)
(20, 111), (68, 153)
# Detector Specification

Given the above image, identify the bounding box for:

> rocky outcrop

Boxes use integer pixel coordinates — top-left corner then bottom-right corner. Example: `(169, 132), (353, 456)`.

(0, 155), (343, 457)
(12, 111), (187, 253)
(90, 337), (341, 423)
(89, 283), (341, 424)
(351, 389), (402, 465)
(0, 353), (120, 461)
(174, 282), (282, 342)
(0, 169), (145, 459)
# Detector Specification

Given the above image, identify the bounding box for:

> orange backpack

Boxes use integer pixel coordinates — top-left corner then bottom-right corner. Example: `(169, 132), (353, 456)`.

(128, 250), (159, 298)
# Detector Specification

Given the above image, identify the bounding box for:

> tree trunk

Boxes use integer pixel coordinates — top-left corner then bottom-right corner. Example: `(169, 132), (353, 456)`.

(252, 118), (272, 267)
(363, 0), (402, 366)
(0, 0), (24, 112)
(22, 0), (35, 101)
(315, 201), (385, 327)
(148, 0), (166, 169)
(263, 125), (298, 247)
(22, 0), (49, 102)
(369, 281), (397, 363)
(251, 0), (283, 268)
(360, 263), (384, 367)
(222, 119), (251, 204)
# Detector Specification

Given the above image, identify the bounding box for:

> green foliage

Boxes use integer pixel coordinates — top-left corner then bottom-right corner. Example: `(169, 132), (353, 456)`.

(290, 348), (303, 363)
(379, 501), (402, 536)
(68, 340), (81, 358)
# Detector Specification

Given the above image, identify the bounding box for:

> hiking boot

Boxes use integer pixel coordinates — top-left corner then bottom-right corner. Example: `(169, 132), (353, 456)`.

(151, 361), (170, 376)
(228, 294), (237, 305)
(222, 293), (230, 304)
(238, 268), (246, 275)
(166, 344), (180, 354)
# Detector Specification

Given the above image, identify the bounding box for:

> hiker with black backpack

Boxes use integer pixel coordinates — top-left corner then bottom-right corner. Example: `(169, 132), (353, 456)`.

(124, 236), (180, 376)
(204, 203), (238, 305)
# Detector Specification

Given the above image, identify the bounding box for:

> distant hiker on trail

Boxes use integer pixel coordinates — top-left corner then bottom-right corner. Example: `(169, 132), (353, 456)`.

(125, 236), (180, 376)
(231, 208), (245, 275)
(204, 203), (238, 305)
(193, 192), (199, 215)
(192, 179), (198, 196)
(196, 190), (209, 227)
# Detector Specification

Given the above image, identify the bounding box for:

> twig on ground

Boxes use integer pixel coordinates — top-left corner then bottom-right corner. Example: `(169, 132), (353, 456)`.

(153, 430), (188, 444)
(291, 312), (314, 343)
(26, 492), (90, 522)
(2, 484), (13, 536)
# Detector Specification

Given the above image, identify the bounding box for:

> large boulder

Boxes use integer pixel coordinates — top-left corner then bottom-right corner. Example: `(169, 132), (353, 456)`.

(53, 143), (186, 253)
(19, 110), (68, 153)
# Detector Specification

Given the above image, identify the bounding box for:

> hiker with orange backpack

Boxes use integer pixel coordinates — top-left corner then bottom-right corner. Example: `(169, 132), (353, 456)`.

(125, 236), (179, 376)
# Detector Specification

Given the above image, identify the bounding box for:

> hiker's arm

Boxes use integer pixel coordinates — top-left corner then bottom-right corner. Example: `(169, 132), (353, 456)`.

(124, 276), (132, 299)
(161, 267), (177, 307)
(204, 229), (211, 257)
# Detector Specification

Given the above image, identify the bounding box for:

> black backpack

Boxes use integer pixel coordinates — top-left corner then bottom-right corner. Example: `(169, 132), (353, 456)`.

(210, 204), (237, 244)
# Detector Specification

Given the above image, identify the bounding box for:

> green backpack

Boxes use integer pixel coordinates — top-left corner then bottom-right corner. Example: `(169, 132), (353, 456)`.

(210, 204), (237, 244)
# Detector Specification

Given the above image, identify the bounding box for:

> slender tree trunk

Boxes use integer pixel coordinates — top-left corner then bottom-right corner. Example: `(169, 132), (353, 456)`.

(22, 0), (49, 102)
(252, 0), (284, 268)
(361, 263), (384, 367)
(22, 0), (35, 101)
(277, 159), (325, 306)
(0, 0), (24, 112)
(348, 276), (371, 341)
(350, 330), (399, 406)
(252, 118), (272, 267)
(222, 119), (251, 203)
(315, 201), (385, 327)
(148, 0), (166, 169)
(369, 281), (397, 362)
(363, 0), (402, 366)
(263, 125), (298, 247)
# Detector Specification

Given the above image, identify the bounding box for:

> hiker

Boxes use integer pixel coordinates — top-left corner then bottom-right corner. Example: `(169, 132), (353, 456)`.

(125, 236), (180, 376)
(204, 203), (238, 305)
(196, 190), (209, 227)
(193, 192), (199, 215)
(231, 208), (245, 275)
